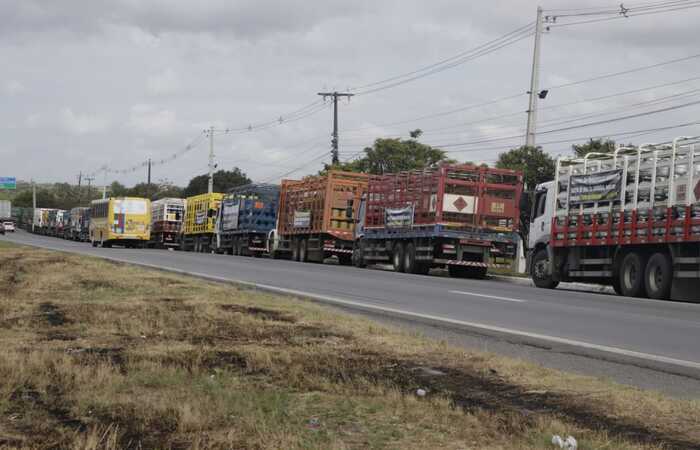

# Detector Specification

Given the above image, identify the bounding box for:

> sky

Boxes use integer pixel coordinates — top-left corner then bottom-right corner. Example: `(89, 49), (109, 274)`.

(1, 0), (699, 188)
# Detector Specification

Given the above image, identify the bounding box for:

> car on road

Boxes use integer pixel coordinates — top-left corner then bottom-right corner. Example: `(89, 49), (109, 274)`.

(3, 221), (15, 232)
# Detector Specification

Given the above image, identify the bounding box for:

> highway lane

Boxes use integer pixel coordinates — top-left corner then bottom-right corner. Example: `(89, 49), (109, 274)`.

(4, 230), (700, 374)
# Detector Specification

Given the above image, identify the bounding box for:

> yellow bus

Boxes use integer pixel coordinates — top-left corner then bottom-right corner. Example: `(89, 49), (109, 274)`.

(90, 197), (151, 248)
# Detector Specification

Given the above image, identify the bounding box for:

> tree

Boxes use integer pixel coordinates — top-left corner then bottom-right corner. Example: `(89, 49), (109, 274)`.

(330, 129), (454, 174)
(182, 167), (251, 197)
(496, 145), (555, 190)
(572, 138), (616, 157)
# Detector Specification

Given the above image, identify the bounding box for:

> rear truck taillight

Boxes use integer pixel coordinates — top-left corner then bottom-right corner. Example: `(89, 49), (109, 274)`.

(442, 244), (456, 254)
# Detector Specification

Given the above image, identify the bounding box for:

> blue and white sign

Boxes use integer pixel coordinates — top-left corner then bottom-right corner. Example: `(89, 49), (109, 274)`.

(0, 177), (16, 190)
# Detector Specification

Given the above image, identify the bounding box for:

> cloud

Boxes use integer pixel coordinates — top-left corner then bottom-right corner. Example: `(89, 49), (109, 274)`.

(3, 80), (25, 95)
(127, 104), (178, 135)
(59, 108), (110, 135)
(147, 68), (180, 95)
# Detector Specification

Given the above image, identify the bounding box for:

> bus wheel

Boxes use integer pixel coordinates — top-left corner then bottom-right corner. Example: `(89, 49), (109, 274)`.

(619, 252), (648, 298)
(531, 249), (558, 289)
(644, 252), (672, 300)
(392, 242), (406, 273)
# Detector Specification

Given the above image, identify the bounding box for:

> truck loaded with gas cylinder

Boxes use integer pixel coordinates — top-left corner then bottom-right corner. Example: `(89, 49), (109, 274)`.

(215, 184), (279, 256)
(353, 164), (522, 278)
(527, 136), (700, 300)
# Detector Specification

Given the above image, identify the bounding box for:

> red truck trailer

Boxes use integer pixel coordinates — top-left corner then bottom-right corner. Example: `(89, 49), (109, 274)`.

(273, 170), (368, 263)
(354, 164), (523, 278)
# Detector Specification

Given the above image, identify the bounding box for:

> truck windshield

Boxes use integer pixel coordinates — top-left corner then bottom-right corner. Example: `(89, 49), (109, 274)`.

(114, 200), (147, 215)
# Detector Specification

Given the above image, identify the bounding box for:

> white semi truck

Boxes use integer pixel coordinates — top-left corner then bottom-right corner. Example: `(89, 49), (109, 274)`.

(528, 136), (700, 301)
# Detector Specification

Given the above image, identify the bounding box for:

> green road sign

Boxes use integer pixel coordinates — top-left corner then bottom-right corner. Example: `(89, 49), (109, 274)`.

(0, 177), (16, 190)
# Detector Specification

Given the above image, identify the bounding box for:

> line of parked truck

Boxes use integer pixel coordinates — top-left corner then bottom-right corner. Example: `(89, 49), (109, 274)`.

(10, 136), (698, 300)
(10, 164), (523, 279)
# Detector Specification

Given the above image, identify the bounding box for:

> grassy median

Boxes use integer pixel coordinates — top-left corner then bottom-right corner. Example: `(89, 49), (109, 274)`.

(0, 241), (698, 449)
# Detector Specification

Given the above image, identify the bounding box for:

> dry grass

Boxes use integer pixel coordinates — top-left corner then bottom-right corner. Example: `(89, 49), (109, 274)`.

(0, 242), (698, 449)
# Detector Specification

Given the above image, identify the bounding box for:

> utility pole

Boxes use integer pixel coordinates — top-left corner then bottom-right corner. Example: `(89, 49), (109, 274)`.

(32, 180), (36, 233)
(207, 125), (215, 194)
(317, 91), (354, 165)
(147, 158), (152, 199)
(77, 172), (82, 205)
(525, 6), (544, 147)
(85, 176), (94, 201)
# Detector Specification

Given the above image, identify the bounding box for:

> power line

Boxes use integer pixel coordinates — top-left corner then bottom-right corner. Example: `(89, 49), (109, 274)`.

(546, 2), (700, 27)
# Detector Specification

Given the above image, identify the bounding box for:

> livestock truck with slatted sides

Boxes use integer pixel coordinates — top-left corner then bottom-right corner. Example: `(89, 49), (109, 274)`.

(528, 136), (700, 301)
(215, 184), (279, 256)
(151, 198), (185, 248)
(352, 164), (523, 278)
(271, 171), (368, 263)
(181, 192), (223, 252)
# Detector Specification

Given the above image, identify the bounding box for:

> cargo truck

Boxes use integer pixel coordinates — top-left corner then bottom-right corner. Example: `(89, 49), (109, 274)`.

(352, 164), (522, 278)
(215, 184), (279, 256)
(0, 200), (11, 221)
(527, 136), (700, 300)
(69, 207), (91, 241)
(181, 192), (223, 252)
(33, 208), (54, 234)
(272, 171), (368, 263)
(150, 198), (185, 248)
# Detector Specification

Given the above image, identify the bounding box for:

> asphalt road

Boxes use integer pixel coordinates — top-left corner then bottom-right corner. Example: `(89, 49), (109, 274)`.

(4, 230), (700, 385)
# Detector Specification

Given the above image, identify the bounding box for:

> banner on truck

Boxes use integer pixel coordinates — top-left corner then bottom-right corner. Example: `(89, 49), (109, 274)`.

(293, 210), (311, 228)
(0, 177), (16, 190)
(221, 200), (240, 231)
(385, 205), (414, 228)
(568, 169), (622, 205)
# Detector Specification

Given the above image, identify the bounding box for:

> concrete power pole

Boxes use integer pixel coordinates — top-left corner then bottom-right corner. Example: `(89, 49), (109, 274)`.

(207, 125), (215, 194)
(85, 176), (94, 201)
(525, 6), (544, 147)
(147, 158), (152, 199)
(317, 92), (354, 165)
(32, 180), (36, 233)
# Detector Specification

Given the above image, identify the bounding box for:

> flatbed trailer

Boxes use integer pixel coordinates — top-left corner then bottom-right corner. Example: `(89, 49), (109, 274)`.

(274, 171), (368, 264)
(215, 184), (279, 256)
(150, 198), (185, 248)
(354, 164), (522, 278)
(181, 193), (223, 252)
(528, 136), (700, 300)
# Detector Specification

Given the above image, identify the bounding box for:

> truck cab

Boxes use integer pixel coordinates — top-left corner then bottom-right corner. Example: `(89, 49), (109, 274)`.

(527, 181), (559, 289)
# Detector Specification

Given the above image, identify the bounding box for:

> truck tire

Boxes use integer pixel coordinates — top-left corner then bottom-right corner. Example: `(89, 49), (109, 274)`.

(353, 242), (366, 268)
(299, 238), (308, 263)
(531, 249), (559, 289)
(448, 265), (467, 278)
(466, 266), (488, 279)
(291, 239), (300, 261)
(644, 252), (672, 300)
(392, 242), (406, 273)
(91, 239), (98, 248)
(404, 242), (417, 274)
(618, 252), (648, 298)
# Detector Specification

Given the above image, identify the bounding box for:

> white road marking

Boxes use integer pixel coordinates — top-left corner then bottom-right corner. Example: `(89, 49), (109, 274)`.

(449, 290), (526, 303)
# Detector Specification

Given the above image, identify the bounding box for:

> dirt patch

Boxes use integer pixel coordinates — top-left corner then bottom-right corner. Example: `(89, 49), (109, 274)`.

(219, 304), (296, 323)
(306, 352), (700, 450)
(38, 302), (71, 326)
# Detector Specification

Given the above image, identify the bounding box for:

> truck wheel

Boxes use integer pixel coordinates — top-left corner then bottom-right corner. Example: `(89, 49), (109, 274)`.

(338, 254), (352, 266)
(531, 249), (559, 289)
(619, 252), (648, 298)
(392, 242), (406, 273)
(644, 252), (672, 300)
(353, 242), (366, 268)
(404, 242), (417, 274)
(91, 239), (97, 248)
(299, 239), (308, 262)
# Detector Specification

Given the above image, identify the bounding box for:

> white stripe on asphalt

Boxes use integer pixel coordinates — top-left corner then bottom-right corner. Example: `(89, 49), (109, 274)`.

(448, 290), (526, 303)
(6, 236), (700, 373)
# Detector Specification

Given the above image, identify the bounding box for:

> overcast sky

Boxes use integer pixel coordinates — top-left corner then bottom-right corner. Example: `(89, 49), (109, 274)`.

(1, 0), (699, 187)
